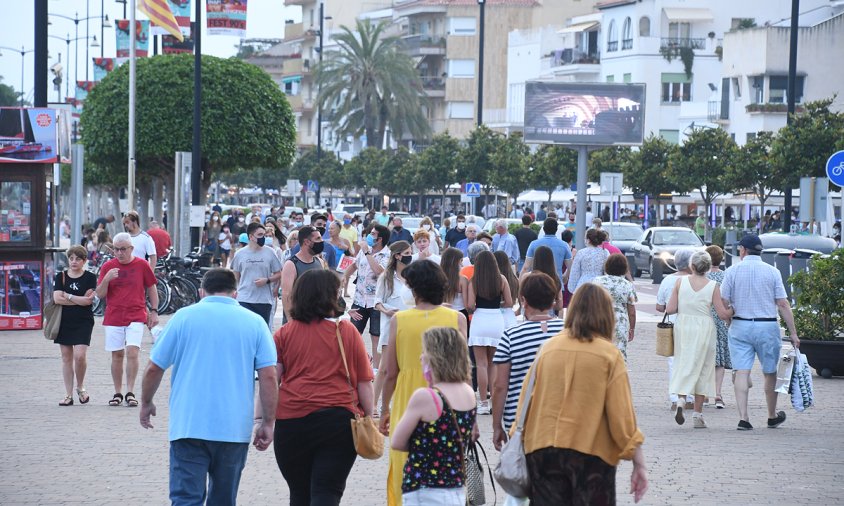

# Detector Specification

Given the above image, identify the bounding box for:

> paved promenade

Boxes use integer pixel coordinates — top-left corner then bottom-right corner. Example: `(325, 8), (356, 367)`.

(1, 279), (842, 505)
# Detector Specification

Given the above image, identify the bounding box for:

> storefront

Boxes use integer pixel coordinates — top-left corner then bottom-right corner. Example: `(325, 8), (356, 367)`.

(0, 107), (71, 331)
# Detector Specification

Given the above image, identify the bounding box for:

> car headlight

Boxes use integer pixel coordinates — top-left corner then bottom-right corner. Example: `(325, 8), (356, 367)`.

(658, 251), (674, 261)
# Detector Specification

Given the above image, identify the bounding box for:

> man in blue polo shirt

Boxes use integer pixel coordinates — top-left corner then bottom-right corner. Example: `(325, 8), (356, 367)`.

(140, 268), (278, 505)
(523, 218), (573, 284)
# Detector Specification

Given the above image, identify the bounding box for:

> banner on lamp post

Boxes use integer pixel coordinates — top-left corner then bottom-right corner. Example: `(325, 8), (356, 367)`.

(116, 19), (150, 60)
(207, 0), (248, 37)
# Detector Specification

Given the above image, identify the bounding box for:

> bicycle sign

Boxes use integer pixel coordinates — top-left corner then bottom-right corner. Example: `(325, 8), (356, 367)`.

(827, 150), (844, 187)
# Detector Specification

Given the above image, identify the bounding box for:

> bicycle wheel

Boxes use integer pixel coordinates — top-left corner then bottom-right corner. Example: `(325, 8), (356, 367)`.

(156, 277), (171, 314)
(168, 276), (198, 311)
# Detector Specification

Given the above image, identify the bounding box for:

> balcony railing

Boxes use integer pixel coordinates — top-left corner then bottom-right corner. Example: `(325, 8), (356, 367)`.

(420, 76), (445, 90)
(708, 100), (729, 122)
(400, 34), (446, 55)
(622, 38), (633, 50)
(607, 41), (618, 52)
(543, 48), (600, 69)
(660, 37), (706, 50)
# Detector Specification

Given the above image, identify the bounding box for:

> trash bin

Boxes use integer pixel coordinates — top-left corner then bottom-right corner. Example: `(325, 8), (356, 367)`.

(761, 248), (790, 267)
(775, 250), (794, 299)
(790, 249), (821, 275)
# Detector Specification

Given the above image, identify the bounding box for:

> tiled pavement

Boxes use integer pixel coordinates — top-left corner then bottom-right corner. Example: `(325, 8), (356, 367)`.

(1, 278), (842, 505)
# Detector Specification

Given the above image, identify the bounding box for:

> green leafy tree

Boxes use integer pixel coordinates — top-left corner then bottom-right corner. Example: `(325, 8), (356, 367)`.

(315, 20), (431, 149)
(588, 146), (633, 182)
(80, 54), (296, 200)
(527, 144), (577, 204)
(378, 147), (415, 202)
(669, 127), (738, 231)
(457, 125), (503, 207)
(623, 135), (681, 225)
(727, 131), (780, 215)
(288, 147), (344, 204)
(345, 147), (387, 209)
(416, 132), (461, 210)
(771, 98), (844, 188)
(491, 132), (531, 205)
(0, 77), (25, 106)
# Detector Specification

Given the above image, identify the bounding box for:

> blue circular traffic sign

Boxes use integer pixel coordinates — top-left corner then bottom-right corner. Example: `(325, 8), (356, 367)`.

(827, 150), (844, 187)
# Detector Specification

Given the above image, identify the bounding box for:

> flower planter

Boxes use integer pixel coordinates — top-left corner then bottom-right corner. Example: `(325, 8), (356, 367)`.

(799, 340), (844, 378)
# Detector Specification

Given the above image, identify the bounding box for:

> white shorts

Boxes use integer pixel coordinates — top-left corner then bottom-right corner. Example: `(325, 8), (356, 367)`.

(104, 322), (145, 351)
(403, 487), (465, 505)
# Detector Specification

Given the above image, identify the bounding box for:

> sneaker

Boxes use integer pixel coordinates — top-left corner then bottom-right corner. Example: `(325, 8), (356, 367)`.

(737, 420), (754, 431)
(674, 405), (685, 425)
(476, 401), (491, 415)
(715, 397), (725, 409)
(693, 415), (707, 429)
(767, 411), (787, 428)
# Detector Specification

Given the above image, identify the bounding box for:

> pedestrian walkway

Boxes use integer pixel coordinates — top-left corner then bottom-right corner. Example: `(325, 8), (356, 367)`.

(0, 291), (841, 504)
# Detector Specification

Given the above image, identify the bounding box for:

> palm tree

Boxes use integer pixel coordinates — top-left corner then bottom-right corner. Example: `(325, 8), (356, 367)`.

(315, 20), (431, 150)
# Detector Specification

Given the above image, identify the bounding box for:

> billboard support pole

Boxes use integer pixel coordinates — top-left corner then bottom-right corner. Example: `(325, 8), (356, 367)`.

(575, 145), (588, 250)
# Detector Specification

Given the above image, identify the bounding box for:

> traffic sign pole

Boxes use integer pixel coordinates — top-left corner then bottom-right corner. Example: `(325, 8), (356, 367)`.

(827, 151), (844, 230)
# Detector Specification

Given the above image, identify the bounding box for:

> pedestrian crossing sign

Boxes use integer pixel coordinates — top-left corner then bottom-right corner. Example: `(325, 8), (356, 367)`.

(307, 180), (319, 192)
(465, 182), (481, 197)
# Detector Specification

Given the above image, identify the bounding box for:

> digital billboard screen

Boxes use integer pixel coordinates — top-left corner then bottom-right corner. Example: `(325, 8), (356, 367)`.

(524, 82), (645, 146)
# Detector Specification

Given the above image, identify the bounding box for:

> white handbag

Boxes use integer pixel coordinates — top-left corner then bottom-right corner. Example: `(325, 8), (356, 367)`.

(493, 345), (543, 499)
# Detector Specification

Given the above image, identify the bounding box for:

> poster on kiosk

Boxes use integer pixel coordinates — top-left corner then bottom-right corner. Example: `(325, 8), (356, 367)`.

(0, 107), (71, 330)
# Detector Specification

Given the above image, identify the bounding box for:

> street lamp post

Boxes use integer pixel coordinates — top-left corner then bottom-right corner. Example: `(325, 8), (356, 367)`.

(49, 12), (110, 86)
(0, 46), (35, 106)
(477, 0), (485, 126)
(48, 34), (99, 100)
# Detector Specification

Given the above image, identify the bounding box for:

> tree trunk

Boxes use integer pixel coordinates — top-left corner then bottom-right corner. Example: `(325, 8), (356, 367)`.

(200, 160), (212, 208)
(138, 180), (152, 229)
(151, 177), (164, 223)
(166, 174), (176, 232)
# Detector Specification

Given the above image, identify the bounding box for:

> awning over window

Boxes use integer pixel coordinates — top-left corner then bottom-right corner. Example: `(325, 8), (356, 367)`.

(663, 8), (713, 21)
(281, 76), (302, 84)
(557, 21), (599, 34)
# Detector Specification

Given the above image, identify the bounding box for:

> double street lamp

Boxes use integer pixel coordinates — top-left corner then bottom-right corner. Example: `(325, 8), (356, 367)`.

(48, 34), (100, 100)
(49, 11), (111, 83)
(0, 46), (35, 106)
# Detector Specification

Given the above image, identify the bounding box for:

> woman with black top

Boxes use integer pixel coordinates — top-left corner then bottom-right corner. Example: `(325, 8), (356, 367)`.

(53, 245), (97, 406)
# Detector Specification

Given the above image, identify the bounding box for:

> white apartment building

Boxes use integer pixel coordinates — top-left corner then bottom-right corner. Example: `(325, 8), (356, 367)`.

(500, 0), (834, 144)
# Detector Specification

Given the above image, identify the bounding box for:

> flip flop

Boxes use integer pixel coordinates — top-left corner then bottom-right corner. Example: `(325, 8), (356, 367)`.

(59, 395), (73, 406)
(76, 388), (90, 404)
(109, 393), (124, 406)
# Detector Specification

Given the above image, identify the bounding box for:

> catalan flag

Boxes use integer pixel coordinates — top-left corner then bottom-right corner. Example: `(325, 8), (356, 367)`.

(138, 0), (184, 41)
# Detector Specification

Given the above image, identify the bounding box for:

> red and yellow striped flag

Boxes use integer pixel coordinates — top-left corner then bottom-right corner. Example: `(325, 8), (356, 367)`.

(138, 0), (184, 41)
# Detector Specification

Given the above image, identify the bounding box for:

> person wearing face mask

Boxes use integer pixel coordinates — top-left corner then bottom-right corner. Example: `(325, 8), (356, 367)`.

(230, 211), (247, 237)
(373, 241), (415, 411)
(455, 223), (479, 257)
(288, 214), (338, 271)
(339, 214), (359, 255)
(231, 223), (283, 327)
(444, 214), (467, 248)
(418, 217), (441, 254)
(388, 217), (413, 245)
(280, 226), (327, 324)
(205, 211), (223, 264)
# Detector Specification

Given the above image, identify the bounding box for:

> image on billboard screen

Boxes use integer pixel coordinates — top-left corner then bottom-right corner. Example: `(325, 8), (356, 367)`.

(524, 82), (645, 146)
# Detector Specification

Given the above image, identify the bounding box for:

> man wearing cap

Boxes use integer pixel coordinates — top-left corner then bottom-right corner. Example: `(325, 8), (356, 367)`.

(721, 234), (800, 431)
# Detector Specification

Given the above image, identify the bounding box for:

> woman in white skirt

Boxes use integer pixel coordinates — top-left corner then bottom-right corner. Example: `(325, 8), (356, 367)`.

(493, 250), (519, 330)
(467, 250), (513, 415)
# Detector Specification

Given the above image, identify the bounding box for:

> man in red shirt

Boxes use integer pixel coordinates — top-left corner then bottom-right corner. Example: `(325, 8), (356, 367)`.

(147, 220), (172, 259)
(95, 233), (159, 408)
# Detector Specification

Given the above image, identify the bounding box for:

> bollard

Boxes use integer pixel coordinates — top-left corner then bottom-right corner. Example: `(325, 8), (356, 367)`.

(775, 250), (794, 299)
(725, 230), (738, 268)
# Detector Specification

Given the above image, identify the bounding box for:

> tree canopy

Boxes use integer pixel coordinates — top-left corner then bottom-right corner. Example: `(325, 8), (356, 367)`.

(669, 127), (738, 216)
(315, 20), (430, 149)
(527, 144), (577, 204)
(80, 54), (296, 194)
(0, 77), (25, 106)
(771, 98), (844, 187)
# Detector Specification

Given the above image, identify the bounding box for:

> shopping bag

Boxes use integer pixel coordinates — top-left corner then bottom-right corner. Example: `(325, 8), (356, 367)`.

(775, 347), (796, 394)
(790, 352), (814, 412)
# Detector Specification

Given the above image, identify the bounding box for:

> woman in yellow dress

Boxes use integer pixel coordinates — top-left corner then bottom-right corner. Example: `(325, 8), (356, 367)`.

(380, 259), (468, 505)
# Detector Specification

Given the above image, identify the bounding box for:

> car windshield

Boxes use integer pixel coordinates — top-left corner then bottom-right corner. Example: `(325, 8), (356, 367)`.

(607, 226), (642, 241)
(401, 218), (424, 228)
(653, 230), (701, 246)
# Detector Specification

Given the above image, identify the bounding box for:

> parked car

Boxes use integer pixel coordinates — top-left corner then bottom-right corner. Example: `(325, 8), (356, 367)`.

(604, 222), (644, 255)
(628, 226), (705, 277)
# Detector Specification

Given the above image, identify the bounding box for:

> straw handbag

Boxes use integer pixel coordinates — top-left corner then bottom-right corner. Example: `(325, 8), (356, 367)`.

(336, 321), (384, 459)
(655, 312), (674, 357)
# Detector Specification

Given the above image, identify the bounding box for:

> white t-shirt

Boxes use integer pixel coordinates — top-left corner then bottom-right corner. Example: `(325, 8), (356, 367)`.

(130, 231), (157, 261)
(219, 231), (232, 250)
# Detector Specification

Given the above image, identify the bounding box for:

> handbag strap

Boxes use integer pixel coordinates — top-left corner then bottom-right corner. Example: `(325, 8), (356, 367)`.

(438, 388), (467, 478)
(660, 311), (670, 325)
(515, 342), (546, 431)
(334, 320), (359, 415)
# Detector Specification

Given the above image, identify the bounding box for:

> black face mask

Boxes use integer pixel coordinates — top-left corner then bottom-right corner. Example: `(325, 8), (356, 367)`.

(400, 255), (412, 265)
(316, 226), (326, 236)
(394, 226), (402, 231)
(310, 241), (325, 255)
(256, 236), (266, 247)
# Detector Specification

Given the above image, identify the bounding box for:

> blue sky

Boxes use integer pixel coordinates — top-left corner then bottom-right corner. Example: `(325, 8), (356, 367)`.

(1, 0), (300, 104)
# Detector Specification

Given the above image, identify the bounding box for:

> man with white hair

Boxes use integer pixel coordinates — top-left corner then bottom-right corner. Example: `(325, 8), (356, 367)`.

(96, 232), (159, 408)
(455, 223), (479, 257)
(656, 248), (696, 412)
(492, 219), (519, 265)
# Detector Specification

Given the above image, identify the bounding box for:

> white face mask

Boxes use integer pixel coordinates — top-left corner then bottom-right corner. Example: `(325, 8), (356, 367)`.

(422, 224), (431, 231)
(457, 222), (466, 230)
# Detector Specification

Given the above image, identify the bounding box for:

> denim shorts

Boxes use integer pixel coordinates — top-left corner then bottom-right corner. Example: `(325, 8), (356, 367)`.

(727, 320), (782, 374)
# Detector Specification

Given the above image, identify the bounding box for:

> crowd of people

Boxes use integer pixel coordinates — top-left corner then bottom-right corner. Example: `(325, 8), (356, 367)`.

(49, 200), (812, 506)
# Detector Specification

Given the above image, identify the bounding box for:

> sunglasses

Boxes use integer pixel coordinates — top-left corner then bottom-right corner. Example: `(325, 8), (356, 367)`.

(114, 246), (132, 252)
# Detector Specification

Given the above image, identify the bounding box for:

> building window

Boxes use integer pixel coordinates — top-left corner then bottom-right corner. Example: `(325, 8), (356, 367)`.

(607, 20), (618, 52)
(639, 16), (650, 36)
(606, 75), (615, 83)
(731, 77), (741, 100)
(668, 22), (690, 40)
(659, 129), (680, 144)
(661, 73), (692, 103)
(449, 17), (476, 35)
(747, 132), (757, 141)
(448, 101), (474, 119)
(769, 76), (804, 104)
(448, 59), (475, 78)
(623, 73), (632, 83)
(622, 17), (633, 49)
(751, 76), (764, 103)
